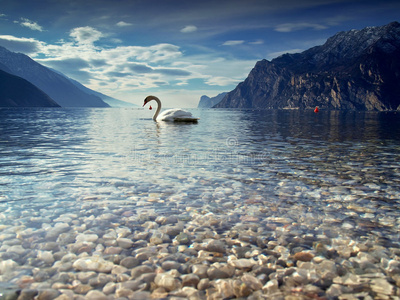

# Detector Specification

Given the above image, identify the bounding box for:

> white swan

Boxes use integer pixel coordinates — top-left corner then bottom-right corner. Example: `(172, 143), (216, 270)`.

(143, 95), (199, 122)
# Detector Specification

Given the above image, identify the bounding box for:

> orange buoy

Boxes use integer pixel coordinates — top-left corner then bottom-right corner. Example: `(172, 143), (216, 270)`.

(149, 105), (152, 110)
(314, 106), (319, 113)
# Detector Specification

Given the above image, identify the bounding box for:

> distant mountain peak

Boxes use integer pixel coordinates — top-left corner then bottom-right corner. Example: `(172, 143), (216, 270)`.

(272, 22), (400, 72)
(216, 22), (400, 111)
(0, 46), (110, 107)
(198, 92), (227, 108)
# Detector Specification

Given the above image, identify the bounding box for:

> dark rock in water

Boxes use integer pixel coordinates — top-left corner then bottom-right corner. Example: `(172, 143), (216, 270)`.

(215, 22), (400, 111)
(175, 232), (191, 245)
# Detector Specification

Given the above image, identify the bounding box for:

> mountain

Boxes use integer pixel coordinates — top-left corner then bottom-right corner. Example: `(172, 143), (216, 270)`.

(216, 22), (400, 111)
(67, 77), (138, 107)
(48, 68), (137, 107)
(0, 46), (109, 107)
(99, 95), (138, 107)
(198, 92), (227, 108)
(0, 69), (60, 107)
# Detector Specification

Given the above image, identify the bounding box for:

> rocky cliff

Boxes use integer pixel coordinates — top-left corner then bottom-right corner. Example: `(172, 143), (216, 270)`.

(216, 22), (400, 110)
(198, 92), (227, 108)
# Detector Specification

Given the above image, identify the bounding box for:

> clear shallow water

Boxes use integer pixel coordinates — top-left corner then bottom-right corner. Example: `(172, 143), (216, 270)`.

(1, 108), (400, 297)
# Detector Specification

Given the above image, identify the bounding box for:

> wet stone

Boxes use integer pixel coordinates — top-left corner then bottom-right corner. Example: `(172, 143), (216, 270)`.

(233, 279), (253, 298)
(115, 288), (134, 298)
(228, 258), (256, 270)
(85, 290), (108, 300)
(161, 260), (181, 271)
(104, 246), (122, 255)
(370, 278), (394, 295)
(72, 256), (114, 273)
(120, 257), (139, 268)
(17, 289), (38, 300)
(293, 251), (314, 262)
(182, 274), (200, 287)
(204, 239), (226, 253)
(131, 265), (154, 278)
(2, 138), (400, 300)
(76, 233), (98, 243)
(174, 232), (191, 245)
(117, 279), (144, 291)
(102, 282), (116, 295)
(192, 264), (209, 279)
(36, 289), (60, 300)
(207, 266), (231, 280)
(197, 278), (210, 290)
(214, 279), (235, 299)
(73, 284), (92, 294)
(154, 273), (181, 291)
(156, 215), (179, 225)
(116, 237), (133, 249)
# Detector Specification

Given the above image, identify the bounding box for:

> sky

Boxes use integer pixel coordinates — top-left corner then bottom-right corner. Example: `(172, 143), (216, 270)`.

(0, 0), (399, 107)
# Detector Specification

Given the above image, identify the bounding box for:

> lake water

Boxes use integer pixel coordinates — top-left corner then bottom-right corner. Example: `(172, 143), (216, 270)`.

(1, 108), (400, 298)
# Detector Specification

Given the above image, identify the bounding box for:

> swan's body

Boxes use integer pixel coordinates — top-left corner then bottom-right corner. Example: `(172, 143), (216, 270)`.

(143, 95), (199, 122)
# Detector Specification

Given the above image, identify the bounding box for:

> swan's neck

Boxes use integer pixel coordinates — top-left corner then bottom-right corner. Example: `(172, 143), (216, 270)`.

(152, 97), (162, 121)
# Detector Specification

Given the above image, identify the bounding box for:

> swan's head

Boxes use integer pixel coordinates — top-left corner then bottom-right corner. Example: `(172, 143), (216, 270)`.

(143, 95), (158, 107)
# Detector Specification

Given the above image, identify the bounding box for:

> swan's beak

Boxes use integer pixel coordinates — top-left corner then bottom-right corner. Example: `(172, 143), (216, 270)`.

(142, 101), (147, 107)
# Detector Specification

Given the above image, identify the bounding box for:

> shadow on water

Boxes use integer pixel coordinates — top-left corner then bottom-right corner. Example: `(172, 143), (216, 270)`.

(237, 109), (400, 143)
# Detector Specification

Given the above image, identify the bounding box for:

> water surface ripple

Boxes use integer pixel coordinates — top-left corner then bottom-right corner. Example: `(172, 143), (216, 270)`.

(0, 108), (400, 298)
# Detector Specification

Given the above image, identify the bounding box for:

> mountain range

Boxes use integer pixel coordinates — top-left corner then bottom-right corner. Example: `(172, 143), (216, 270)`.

(198, 92), (227, 108)
(215, 21), (400, 111)
(0, 68), (60, 107)
(0, 46), (135, 108)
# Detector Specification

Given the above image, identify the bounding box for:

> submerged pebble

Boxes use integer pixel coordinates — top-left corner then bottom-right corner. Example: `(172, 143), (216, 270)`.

(2, 189), (399, 299)
(1, 110), (400, 299)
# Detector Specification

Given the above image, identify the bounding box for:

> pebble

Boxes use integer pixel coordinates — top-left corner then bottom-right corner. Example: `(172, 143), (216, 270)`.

(76, 233), (98, 243)
(182, 274), (200, 287)
(192, 264), (209, 278)
(1, 150), (400, 300)
(154, 273), (181, 291)
(116, 237), (133, 249)
(85, 290), (108, 300)
(293, 251), (314, 262)
(228, 257), (257, 269)
(37, 251), (55, 265)
(72, 256), (114, 273)
(120, 257), (139, 268)
(131, 265), (154, 278)
(37, 289), (60, 300)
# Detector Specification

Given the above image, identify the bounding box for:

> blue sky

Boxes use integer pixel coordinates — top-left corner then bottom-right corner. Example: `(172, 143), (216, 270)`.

(0, 0), (399, 107)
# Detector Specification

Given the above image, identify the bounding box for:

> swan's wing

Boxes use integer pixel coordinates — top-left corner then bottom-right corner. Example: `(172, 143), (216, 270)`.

(157, 109), (193, 121)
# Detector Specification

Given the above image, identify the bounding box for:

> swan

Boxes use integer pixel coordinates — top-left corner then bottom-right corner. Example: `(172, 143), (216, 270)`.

(143, 95), (199, 122)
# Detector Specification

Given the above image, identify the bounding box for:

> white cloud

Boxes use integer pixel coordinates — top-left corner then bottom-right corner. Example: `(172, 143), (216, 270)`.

(222, 40), (245, 46)
(275, 22), (327, 33)
(0, 33), (256, 107)
(69, 26), (104, 45)
(15, 18), (44, 31)
(249, 40), (264, 45)
(205, 76), (241, 86)
(181, 25), (198, 33)
(116, 21), (133, 27)
(0, 35), (44, 53)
